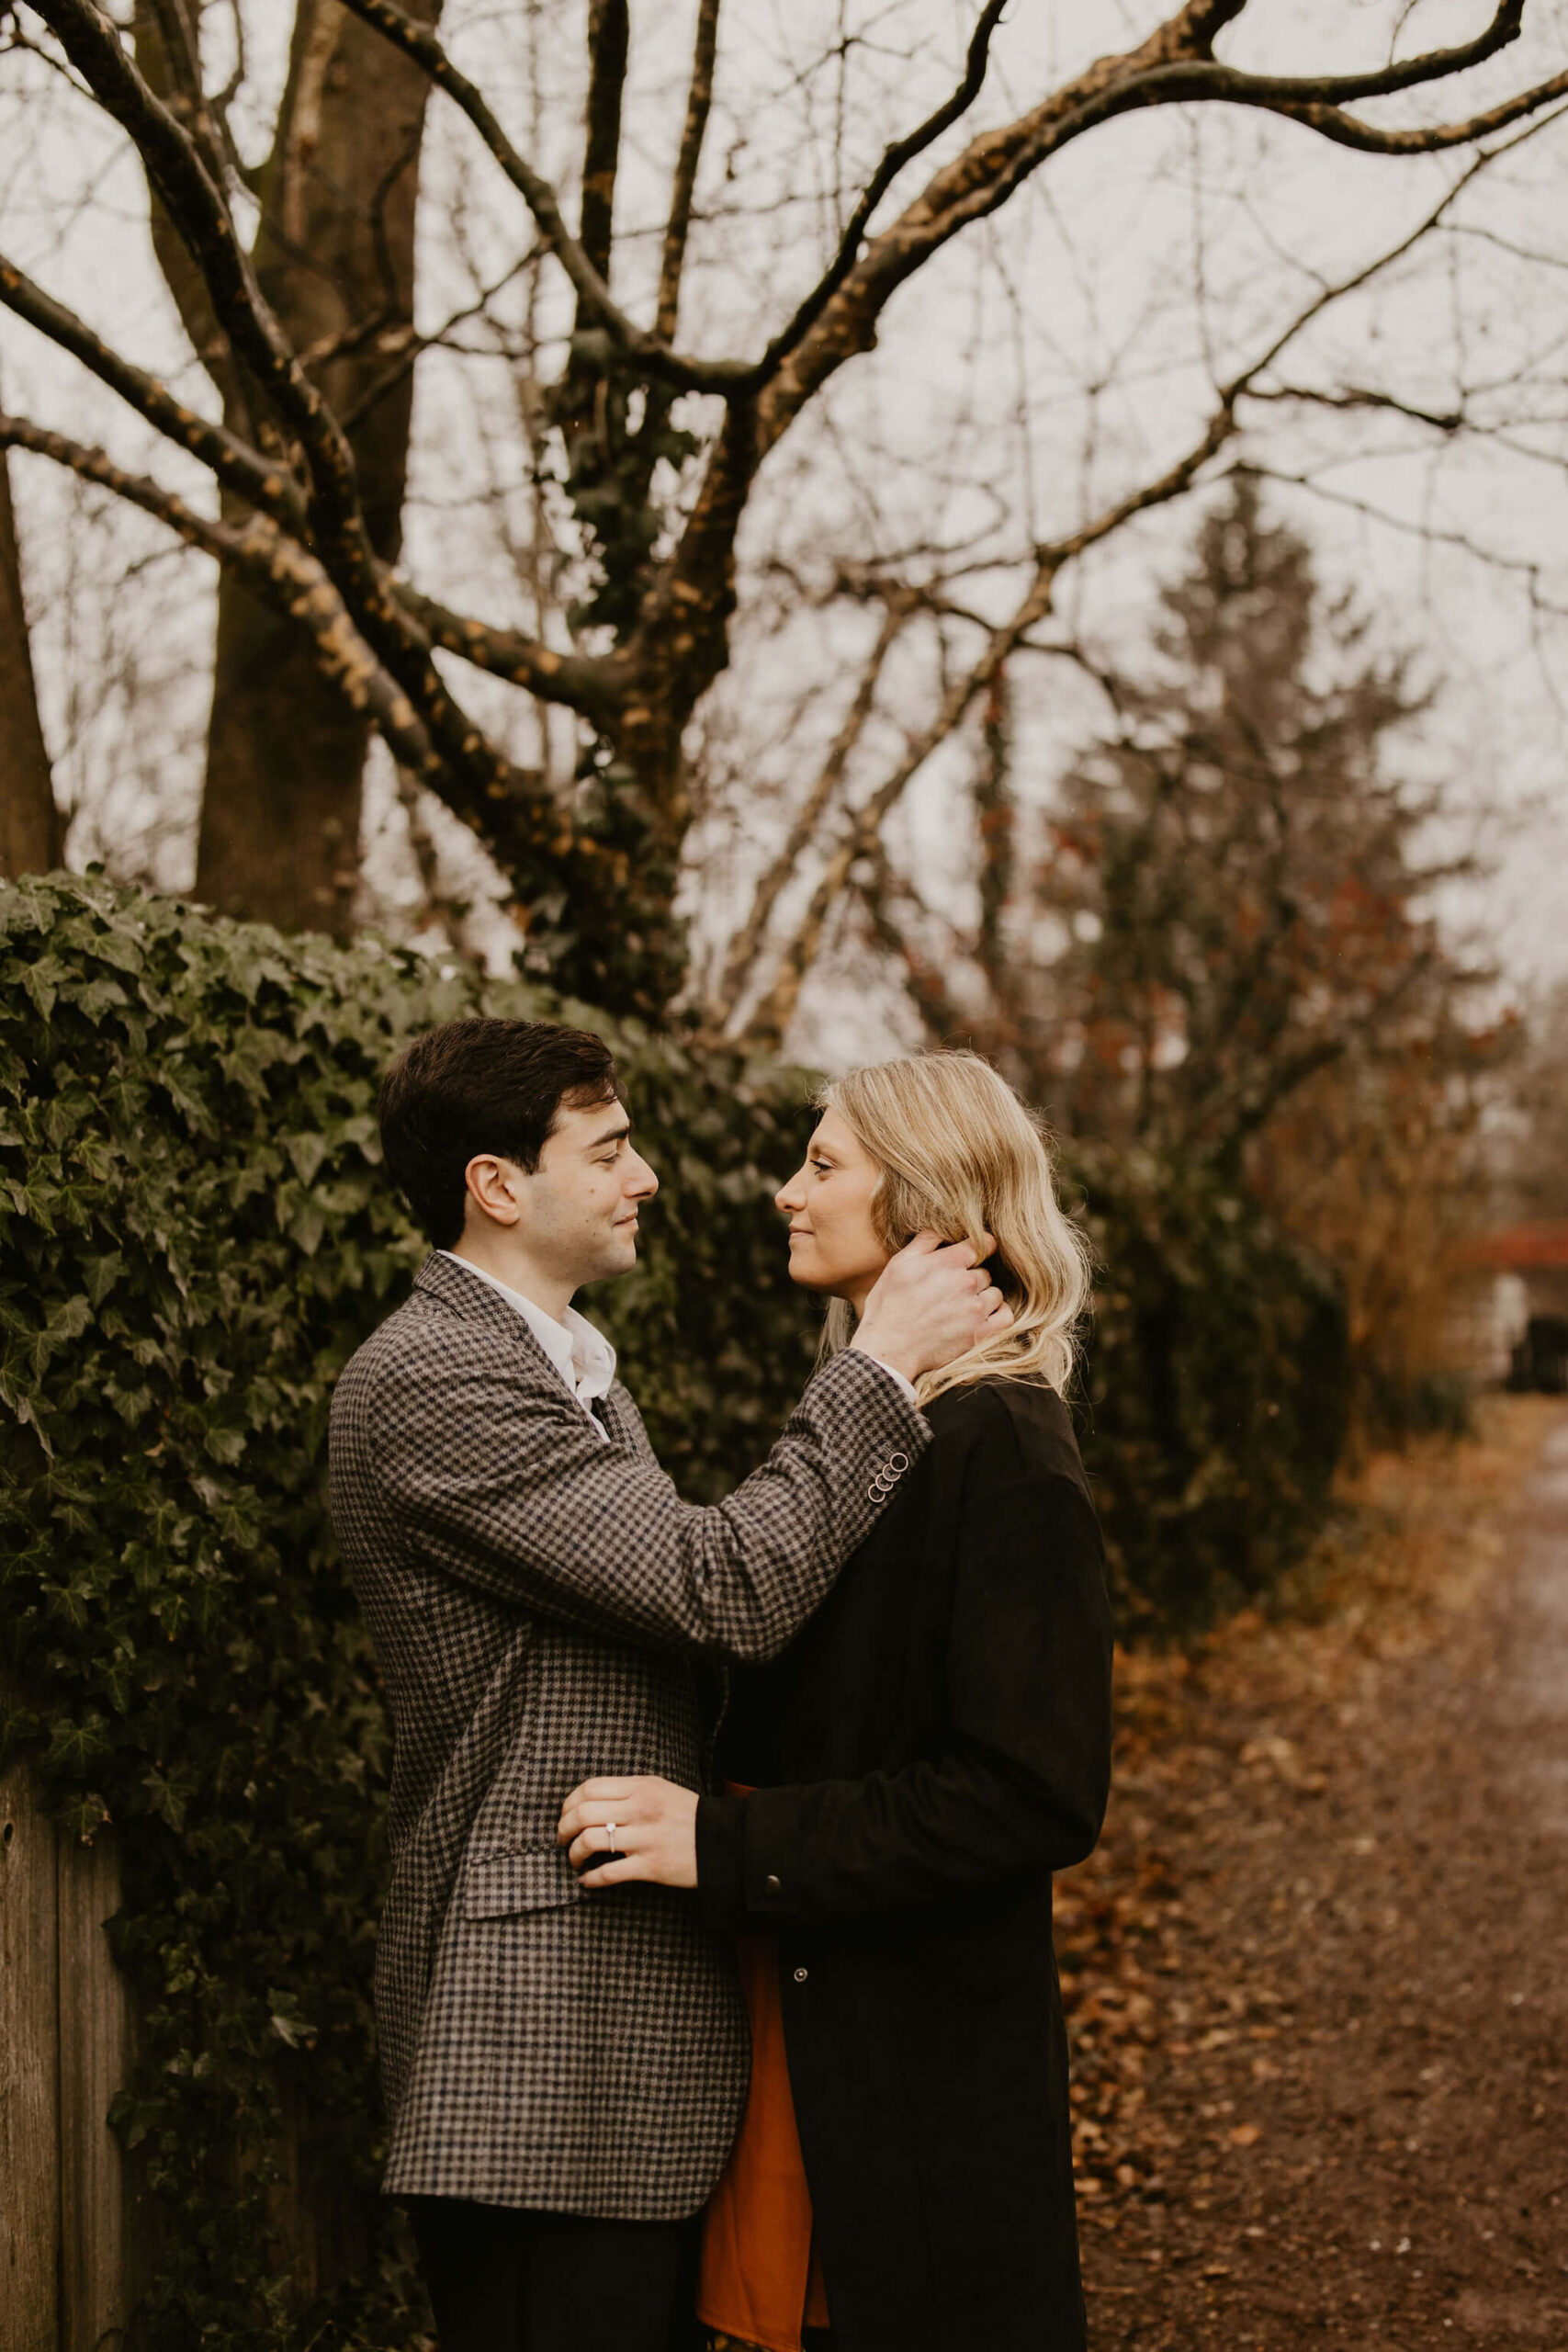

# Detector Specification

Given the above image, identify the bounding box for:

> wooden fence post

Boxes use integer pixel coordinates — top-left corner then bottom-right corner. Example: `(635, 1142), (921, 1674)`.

(3, 1758), (351, 2343)
(0, 1754), (61, 2352)
(56, 1828), (136, 2352)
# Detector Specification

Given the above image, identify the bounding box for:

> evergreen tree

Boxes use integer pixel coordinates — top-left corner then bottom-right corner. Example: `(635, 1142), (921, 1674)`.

(1033, 472), (1458, 1170)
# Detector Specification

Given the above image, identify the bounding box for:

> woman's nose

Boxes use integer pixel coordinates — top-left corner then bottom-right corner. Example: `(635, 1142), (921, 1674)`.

(774, 1165), (807, 1215)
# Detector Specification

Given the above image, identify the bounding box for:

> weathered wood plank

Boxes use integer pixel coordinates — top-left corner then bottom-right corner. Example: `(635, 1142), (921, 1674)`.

(0, 1756), (61, 2352)
(57, 1828), (135, 2352)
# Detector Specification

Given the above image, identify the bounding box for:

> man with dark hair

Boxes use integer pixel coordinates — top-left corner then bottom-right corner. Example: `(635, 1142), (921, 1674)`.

(330, 1017), (1006, 2352)
(377, 1017), (625, 1250)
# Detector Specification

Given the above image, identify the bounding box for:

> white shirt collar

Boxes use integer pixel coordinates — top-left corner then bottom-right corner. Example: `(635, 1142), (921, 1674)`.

(438, 1251), (616, 1407)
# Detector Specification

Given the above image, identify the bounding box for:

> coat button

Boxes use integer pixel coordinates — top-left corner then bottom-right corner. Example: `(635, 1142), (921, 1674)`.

(793, 1966), (808, 1983)
(765, 1873), (782, 1893)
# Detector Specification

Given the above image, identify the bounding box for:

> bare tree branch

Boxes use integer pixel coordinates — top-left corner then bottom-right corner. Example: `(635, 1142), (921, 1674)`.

(1247, 384), (1467, 433)
(734, 129), (1535, 1045)
(742, 558), (1058, 1050)
(855, 845), (972, 1043)
(710, 588), (914, 1029)
(333, 0), (745, 391)
(753, 0), (1010, 380)
(751, 3), (1568, 453)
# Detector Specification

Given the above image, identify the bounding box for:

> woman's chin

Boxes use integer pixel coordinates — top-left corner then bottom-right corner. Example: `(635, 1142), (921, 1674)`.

(784, 1252), (837, 1295)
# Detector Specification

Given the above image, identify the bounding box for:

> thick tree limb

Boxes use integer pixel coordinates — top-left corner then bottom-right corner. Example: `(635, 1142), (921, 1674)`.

(1118, 0), (1530, 112)
(388, 582), (618, 723)
(656, 0), (721, 344)
(1243, 69), (1568, 156)
(644, 5), (1566, 756)
(27, 3), (576, 850)
(0, 411), (445, 782)
(0, 253), (304, 526)
(34, 1), (385, 596)
(0, 238), (611, 760)
(130, 0), (245, 413)
(579, 0), (628, 290)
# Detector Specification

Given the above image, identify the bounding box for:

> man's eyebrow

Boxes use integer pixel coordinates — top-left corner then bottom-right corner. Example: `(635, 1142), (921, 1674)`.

(584, 1115), (632, 1150)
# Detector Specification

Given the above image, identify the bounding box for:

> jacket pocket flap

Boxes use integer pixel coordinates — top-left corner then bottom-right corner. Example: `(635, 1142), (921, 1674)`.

(461, 1848), (584, 1919)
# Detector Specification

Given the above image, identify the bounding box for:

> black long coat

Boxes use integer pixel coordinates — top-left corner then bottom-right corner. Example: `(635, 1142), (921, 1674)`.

(695, 1376), (1114, 2352)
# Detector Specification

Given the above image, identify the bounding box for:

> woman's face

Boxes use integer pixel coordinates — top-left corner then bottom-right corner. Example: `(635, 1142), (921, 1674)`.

(775, 1109), (891, 1309)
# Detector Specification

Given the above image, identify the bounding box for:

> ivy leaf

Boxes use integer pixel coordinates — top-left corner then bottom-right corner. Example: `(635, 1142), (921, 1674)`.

(283, 1132), (330, 1185)
(82, 1251), (126, 1307)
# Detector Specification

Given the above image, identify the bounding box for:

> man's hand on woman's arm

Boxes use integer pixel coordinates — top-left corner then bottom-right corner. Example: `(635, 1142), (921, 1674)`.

(558, 1775), (698, 1889)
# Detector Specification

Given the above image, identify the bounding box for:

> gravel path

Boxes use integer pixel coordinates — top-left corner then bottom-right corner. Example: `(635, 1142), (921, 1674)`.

(1073, 1408), (1568, 2350)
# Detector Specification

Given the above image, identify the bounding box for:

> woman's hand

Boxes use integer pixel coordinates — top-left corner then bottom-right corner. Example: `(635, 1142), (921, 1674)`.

(556, 1774), (699, 1889)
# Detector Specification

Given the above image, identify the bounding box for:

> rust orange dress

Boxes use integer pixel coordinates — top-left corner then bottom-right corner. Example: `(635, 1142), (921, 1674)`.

(695, 1788), (829, 2352)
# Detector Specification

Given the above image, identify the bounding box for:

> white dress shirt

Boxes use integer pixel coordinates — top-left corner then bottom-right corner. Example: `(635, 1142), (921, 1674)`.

(440, 1252), (617, 1440)
(439, 1249), (919, 1430)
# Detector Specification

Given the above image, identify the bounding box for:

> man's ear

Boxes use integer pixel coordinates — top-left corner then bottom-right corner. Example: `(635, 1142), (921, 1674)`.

(464, 1155), (523, 1227)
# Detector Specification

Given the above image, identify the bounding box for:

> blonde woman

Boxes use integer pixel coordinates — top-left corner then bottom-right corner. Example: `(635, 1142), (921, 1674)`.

(558, 1052), (1113, 2352)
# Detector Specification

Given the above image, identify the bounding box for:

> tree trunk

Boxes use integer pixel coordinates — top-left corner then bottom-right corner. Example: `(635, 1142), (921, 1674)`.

(0, 438), (61, 880)
(192, 0), (441, 938)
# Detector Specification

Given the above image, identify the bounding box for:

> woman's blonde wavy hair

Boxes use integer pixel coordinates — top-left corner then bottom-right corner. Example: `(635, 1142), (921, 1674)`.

(814, 1050), (1093, 1408)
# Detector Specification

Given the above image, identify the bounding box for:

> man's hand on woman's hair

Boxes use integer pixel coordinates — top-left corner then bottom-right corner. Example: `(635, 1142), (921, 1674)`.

(853, 1229), (1010, 1382)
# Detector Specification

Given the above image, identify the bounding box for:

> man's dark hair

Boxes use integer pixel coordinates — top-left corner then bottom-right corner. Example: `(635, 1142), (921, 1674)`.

(378, 1018), (623, 1249)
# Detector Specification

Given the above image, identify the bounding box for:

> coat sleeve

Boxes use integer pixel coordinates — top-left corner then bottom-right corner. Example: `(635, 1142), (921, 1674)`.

(695, 1472), (1113, 1930)
(334, 1337), (929, 1663)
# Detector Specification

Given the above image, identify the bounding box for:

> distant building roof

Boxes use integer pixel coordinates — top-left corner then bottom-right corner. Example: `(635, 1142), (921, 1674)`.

(1462, 1220), (1568, 1272)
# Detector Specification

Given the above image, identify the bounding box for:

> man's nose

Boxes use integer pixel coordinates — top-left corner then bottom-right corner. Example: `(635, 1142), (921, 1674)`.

(626, 1150), (658, 1199)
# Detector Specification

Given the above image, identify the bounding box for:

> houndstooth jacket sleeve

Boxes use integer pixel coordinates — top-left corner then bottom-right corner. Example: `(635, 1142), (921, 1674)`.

(332, 1250), (930, 1663)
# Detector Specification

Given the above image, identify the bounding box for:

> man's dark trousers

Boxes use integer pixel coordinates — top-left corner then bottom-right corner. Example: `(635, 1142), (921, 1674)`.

(404, 2198), (705, 2352)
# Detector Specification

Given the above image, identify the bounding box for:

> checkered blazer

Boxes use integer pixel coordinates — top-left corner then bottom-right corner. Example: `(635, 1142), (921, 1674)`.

(329, 1250), (927, 2216)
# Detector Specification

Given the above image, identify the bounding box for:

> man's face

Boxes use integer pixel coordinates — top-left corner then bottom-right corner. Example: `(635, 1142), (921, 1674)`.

(464, 1094), (659, 1291)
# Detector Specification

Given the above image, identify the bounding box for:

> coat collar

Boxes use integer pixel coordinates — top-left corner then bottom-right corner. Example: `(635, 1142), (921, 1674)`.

(412, 1251), (627, 1424)
(412, 1249), (558, 1375)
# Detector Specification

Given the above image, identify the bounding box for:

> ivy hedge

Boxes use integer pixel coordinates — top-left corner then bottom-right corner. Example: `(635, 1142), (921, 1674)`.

(0, 872), (1347, 2347)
